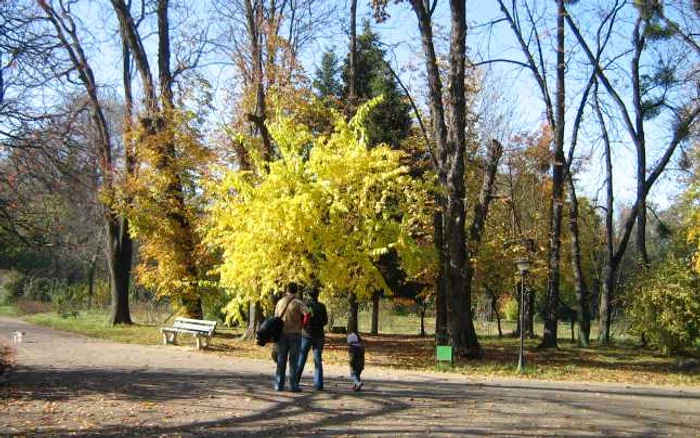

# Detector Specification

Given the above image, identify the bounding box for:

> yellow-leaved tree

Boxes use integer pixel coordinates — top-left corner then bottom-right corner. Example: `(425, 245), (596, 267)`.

(204, 99), (435, 324)
(117, 108), (213, 316)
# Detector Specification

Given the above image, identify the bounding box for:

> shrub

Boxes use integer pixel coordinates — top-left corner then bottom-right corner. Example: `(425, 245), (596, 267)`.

(627, 257), (700, 355)
(24, 277), (53, 302)
(53, 282), (85, 318)
(502, 297), (519, 321)
(202, 288), (229, 322)
(0, 271), (26, 304)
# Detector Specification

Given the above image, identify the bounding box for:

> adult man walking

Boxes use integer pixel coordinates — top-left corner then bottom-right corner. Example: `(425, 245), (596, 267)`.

(274, 282), (308, 392)
(297, 288), (328, 390)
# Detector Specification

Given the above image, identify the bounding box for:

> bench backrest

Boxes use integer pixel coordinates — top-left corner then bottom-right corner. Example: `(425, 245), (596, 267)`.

(173, 317), (217, 335)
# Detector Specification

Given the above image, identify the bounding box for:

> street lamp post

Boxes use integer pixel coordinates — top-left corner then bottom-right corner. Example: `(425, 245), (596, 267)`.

(515, 258), (530, 372)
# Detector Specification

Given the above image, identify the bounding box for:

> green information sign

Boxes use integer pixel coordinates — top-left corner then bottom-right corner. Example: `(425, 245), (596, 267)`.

(436, 345), (453, 363)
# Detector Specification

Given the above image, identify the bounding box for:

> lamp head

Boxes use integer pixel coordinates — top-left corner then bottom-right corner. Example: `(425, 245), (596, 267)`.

(516, 258), (531, 274)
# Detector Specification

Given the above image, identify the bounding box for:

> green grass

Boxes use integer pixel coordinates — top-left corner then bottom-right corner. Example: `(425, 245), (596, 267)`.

(21, 307), (243, 347)
(0, 305), (21, 317)
(24, 311), (164, 345)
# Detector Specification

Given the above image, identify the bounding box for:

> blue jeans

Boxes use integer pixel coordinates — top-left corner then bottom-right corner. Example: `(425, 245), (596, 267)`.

(297, 336), (324, 389)
(275, 333), (301, 391)
(350, 368), (362, 385)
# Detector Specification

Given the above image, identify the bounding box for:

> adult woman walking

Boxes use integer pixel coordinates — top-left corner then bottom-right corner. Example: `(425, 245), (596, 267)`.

(296, 288), (328, 390)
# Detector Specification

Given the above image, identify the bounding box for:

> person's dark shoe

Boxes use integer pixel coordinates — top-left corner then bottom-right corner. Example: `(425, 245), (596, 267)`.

(274, 386), (284, 391)
(314, 386), (323, 391)
(290, 387), (302, 392)
(352, 382), (363, 392)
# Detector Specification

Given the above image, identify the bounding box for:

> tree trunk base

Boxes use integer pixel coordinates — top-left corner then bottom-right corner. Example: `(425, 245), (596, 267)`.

(240, 327), (256, 342)
(536, 340), (559, 350)
(457, 346), (484, 360)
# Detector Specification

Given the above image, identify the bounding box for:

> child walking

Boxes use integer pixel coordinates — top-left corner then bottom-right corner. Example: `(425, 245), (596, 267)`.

(347, 332), (365, 391)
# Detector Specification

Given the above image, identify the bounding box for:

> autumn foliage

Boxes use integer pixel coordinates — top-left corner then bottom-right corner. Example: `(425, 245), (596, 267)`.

(115, 109), (213, 312)
(204, 99), (435, 323)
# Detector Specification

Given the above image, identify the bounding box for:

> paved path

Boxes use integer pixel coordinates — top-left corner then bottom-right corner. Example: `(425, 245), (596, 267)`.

(1, 316), (699, 437)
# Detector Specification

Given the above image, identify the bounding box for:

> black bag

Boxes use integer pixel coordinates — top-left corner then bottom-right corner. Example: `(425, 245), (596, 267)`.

(256, 316), (284, 346)
(255, 297), (293, 346)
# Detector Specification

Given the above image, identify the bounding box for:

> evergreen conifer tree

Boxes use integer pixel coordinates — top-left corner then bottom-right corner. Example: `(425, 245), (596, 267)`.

(341, 21), (412, 148)
(313, 49), (343, 100)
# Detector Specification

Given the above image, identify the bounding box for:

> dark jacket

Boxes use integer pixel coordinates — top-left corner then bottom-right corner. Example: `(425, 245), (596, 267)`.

(301, 298), (328, 339)
(349, 343), (365, 373)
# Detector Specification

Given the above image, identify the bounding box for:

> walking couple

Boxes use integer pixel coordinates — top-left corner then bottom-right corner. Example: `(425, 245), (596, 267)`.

(273, 283), (365, 392)
(273, 282), (327, 392)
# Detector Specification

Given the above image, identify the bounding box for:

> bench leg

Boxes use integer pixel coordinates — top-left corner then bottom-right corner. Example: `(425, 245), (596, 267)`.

(163, 332), (177, 345)
(195, 335), (212, 349)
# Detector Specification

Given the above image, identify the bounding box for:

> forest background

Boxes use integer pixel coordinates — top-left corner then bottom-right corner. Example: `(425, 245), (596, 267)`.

(1, 0), (699, 376)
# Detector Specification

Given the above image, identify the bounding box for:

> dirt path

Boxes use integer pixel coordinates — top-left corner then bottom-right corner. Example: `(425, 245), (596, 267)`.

(2, 316), (700, 437)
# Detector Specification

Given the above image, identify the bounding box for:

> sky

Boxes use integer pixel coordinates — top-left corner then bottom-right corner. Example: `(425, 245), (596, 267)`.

(7, 0), (694, 215)
(343, 0), (697, 213)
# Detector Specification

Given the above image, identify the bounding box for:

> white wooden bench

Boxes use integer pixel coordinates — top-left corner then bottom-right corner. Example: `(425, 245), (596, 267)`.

(160, 317), (217, 349)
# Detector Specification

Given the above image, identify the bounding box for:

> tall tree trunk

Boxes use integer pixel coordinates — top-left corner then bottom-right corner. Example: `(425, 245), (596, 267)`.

(434, 210), (448, 339)
(444, 172), (467, 356)
(594, 84), (615, 343)
(516, 281), (534, 337)
(525, 286), (535, 337)
(409, 0), (486, 358)
(158, 0), (202, 319)
(241, 301), (262, 341)
(347, 292), (359, 334)
(444, 0), (480, 359)
(631, 18), (649, 268)
(485, 286), (503, 338)
(86, 253), (97, 310)
(567, 175), (590, 346)
(349, 0), (357, 106)
(111, 19), (136, 324)
(633, 17), (648, 354)
(523, 280), (535, 339)
(494, 303), (503, 338)
(371, 291), (380, 335)
(463, 139), (503, 352)
(39, 2), (133, 325)
(113, 0), (203, 319)
(515, 280), (523, 336)
(563, 71), (598, 347)
(541, 0), (567, 349)
(243, 0), (272, 159)
(410, 1), (448, 345)
(108, 216), (133, 324)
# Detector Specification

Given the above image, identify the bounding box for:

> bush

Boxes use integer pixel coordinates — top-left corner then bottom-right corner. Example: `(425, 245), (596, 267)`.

(502, 298), (519, 321)
(0, 271), (26, 304)
(24, 277), (53, 302)
(53, 282), (85, 318)
(627, 257), (700, 355)
(202, 288), (229, 322)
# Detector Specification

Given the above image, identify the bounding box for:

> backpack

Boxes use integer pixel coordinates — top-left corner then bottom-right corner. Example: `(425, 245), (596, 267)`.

(255, 297), (293, 346)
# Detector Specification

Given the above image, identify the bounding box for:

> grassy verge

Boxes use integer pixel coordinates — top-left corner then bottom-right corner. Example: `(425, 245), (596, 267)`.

(24, 312), (166, 345)
(0, 305), (21, 317)
(4, 304), (699, 386)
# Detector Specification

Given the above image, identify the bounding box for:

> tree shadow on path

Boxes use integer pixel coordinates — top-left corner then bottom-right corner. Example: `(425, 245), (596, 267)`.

(3, 364), (700, 437)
